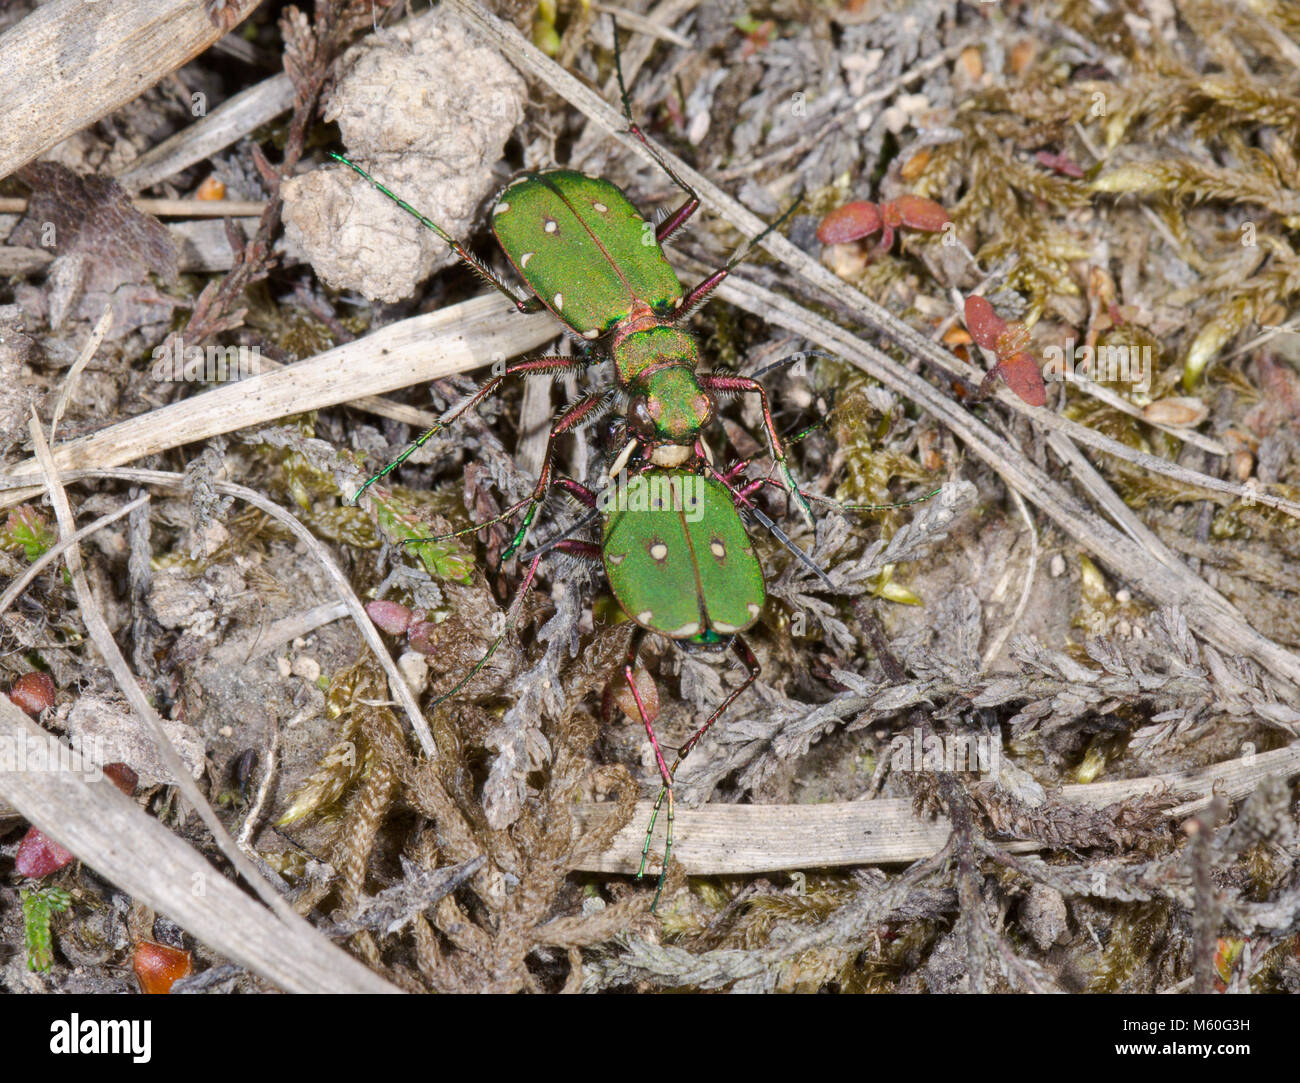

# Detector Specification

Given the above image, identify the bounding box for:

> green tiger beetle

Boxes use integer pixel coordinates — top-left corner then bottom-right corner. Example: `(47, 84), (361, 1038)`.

(331, 22), (942, 908)
(332, 25), (815, 553)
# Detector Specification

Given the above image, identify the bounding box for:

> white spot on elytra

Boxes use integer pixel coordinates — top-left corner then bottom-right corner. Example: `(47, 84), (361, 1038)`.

(544, 218), (558, 233)
(637, 609), (654, 623)
(670, 622), (700, 637)
(608, 553), (625, 566)
(593, 201), (608, 213)
(712, 621), (738, 634)
(554, 293), (564, 310)
(672, 295), (683, 307)
(494, 202), (509, 215)
(747, 603), (761, 617)
(710, 540), (726, 558)
(520, 252), (534, 268)
(583, 329), (600, 339)
(649, 543), (668, 560)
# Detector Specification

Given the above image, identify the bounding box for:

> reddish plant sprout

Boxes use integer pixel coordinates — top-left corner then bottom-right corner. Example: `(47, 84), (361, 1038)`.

(407, 615), (439, 656)
(8, 672), (55, 716)
(963, 295), (1003, 350)
(963, 296), (1047, 407)
(817, 194), (950, 255)
(13, 751), (137, 879)
(1213, 937), (1244, 993)
(14, 829), (74, 878)
(8, 673), (73, 878)
(367, 603), (454, 658)
(1, 505), (56, 561)
(1035, 149), (1085, 178)
(133, 940), (193, 994)
(817, 201), (883, 245)
(102, 762), (138, 797)
(365, 599), (414, 636)
(737, 17), (776, 58)
(990, 352), (1047, 407)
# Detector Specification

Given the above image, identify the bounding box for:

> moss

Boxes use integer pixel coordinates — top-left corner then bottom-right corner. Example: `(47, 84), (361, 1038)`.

(1088, 902), (1176, 993)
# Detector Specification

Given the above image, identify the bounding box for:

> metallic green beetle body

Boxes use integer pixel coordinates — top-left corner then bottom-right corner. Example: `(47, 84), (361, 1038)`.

(328, 78), (810, 911)
(602, 469), (765, 646)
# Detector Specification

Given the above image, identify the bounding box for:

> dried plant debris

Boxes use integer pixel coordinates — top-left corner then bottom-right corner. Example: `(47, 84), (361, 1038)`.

(9, 162), (178, 336)
(282, 8), (527, 301)
(0, 306), (42, 460)
(2, 0), (1300, 995)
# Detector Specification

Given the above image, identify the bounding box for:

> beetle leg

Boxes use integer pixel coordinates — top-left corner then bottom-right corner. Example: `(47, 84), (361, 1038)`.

(754, 476), (945, 513)
(605, 625), (678, 909)
(677, 636), (760, 765)
(423, 537), (601, 713)
(425, 552), (544, 711)
(618, 629), (671, 783)
(501, 390), (614, 560)
(353, 355), (589, 501)
(429, 473), (603, 545)
(654, 196), (701, 244)
(550, 539), (602, 560)
(698, 372), (816, 529)
(673, 196), (803, 321)
(641, 636), (761, 910)
(552, 477), (599, 508)
(608, 16), (701, 244)
(327, 152), (543, 316)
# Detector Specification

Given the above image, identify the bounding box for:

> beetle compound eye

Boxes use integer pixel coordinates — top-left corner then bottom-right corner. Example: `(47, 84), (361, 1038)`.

(628, 396), (656, 437)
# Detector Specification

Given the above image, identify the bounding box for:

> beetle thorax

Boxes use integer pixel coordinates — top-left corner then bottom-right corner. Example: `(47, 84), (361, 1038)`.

(612, 314), (714, 451)
(612, 317), (700, 384)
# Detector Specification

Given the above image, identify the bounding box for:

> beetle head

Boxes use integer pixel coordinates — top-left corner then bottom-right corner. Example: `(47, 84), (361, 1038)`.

(628, 367), (713, 444)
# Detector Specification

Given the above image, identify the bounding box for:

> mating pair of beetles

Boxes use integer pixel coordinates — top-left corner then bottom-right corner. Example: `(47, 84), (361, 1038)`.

(333, 30), (935, 909)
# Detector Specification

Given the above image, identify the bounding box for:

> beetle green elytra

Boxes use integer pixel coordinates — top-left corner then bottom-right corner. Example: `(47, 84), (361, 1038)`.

(602, 469), (765, 642)
(491, 170), (683, 338)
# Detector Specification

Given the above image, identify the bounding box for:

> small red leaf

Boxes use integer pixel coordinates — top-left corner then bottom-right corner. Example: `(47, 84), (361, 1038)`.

(15, 826), (75, 877)
(133, 940), (193, 994)
(817, 201), (883, 244)
(407, 618), (439, 656)
(103, 762), (139, 797)
(8, 672), (55, 716)
(889, 194), (950, 232)
(1035, 150), (1084, 178)
(994, 352), (1047, 407)
(366, 600), (413, 636)
(964, 296), (1006, 351)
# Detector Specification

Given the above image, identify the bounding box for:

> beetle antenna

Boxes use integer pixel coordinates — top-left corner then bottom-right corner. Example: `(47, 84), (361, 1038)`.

(831, 485), (945, 512)
(708, 467), (835, 590)
(748, 349), (839, 381)
(327, 151), (539, 315)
